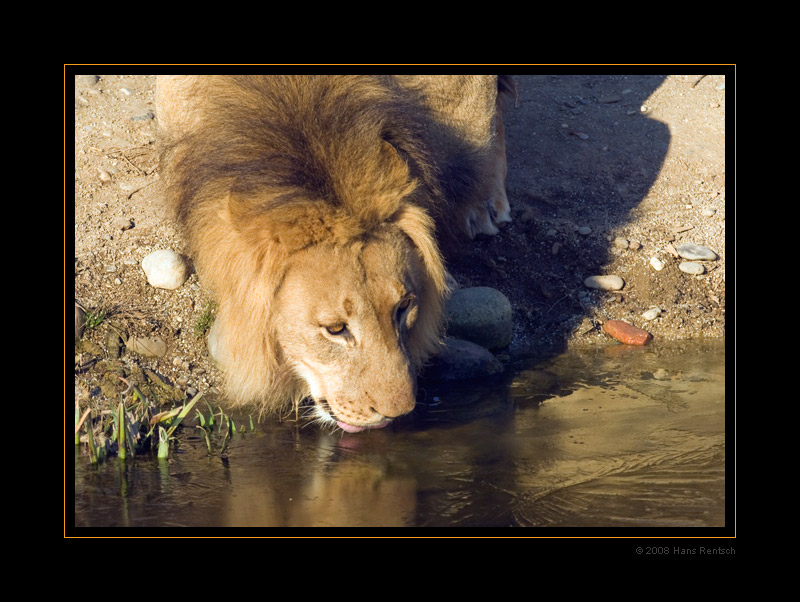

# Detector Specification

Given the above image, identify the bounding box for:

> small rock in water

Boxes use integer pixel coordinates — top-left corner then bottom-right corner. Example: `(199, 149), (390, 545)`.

(424, 337), (503, 381)
(649, 256), (665, 271)
(602, 320), (651, 345)
(583, 275), (625, 291)
(679, 261), (706, 275)
(652, 368), (669, 380)
(676, 243), (718, 261)
(142, 249), (190, 290)
(577, 226), (592, 235)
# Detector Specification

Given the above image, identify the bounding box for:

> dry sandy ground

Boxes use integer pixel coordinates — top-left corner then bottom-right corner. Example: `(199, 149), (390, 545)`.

(72, 71), (729, 409)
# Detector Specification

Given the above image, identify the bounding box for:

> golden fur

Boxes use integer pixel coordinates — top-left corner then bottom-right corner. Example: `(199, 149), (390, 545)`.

(157, 75), (513, 431)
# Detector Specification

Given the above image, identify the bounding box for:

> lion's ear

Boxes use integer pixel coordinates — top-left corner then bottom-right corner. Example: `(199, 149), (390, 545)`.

(220, 191), (256, 229)
(220, 192), (292, 249)
(223, 192), (368, 252)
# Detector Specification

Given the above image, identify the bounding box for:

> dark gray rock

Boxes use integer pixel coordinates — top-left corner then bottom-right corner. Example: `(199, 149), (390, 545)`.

(424, 337), (503, 381)
(445, 286), (512, 350)
(75, 304), (85, 340)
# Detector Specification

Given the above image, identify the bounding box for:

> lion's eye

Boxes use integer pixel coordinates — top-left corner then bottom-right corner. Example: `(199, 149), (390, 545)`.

(395, 296), (416, 328)
(325, 324), (347, 335)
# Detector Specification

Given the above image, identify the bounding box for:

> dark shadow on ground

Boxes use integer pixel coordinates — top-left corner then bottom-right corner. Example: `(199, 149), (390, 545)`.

(444, 74), (670, 356)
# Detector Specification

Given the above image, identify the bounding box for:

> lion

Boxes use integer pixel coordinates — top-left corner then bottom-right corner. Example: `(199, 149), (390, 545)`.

(157, 75), (514, 433)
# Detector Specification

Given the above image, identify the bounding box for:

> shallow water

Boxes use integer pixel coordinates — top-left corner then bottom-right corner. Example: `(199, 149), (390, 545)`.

(73, 340), (728, 531)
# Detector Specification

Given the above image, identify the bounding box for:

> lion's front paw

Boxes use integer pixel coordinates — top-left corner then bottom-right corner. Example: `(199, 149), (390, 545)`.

(466, 192), (512, 238)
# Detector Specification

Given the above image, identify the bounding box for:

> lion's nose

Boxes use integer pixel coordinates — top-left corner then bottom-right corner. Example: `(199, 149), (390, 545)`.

(370, 377), (416, 418)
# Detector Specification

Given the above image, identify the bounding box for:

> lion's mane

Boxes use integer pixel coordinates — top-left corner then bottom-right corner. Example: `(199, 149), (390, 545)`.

(160, 75), (453, 412)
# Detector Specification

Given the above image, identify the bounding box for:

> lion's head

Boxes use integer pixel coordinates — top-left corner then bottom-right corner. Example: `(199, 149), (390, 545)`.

(205, 200), (447, 432)
(276, 227), (442, 431)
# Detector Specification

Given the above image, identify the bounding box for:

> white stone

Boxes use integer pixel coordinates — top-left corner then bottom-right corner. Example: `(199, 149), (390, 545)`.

(642, 307), (661, 321)
(650, 256), (665, 271)
(676, 243), (717, 261)
(679, 261), (705, 275)
(142, 249), (189, 290)
(583, 275), (624, 291)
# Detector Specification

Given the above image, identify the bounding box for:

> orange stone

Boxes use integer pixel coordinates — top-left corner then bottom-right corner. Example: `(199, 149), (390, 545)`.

(602, 319), (652, 345)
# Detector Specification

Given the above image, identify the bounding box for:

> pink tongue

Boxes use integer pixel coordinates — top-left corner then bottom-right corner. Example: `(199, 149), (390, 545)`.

(337, 419), (391, 433)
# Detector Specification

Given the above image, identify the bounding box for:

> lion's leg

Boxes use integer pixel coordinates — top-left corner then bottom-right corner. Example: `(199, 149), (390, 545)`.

(464, 115), (512, 238)
(486, 114), (512, 226)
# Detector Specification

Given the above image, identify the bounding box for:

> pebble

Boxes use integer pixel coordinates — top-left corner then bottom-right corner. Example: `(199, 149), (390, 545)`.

(207, 320), (226, 368)
(676, 243), (718, 261)
(649, 256), (665, 271)
(642, 307), (661, 321)
(602, 320), (652, 345)
(583, 275), (624, 291)
(423, 337), (503, 381)
(78, 75), (100, 86)
(701, 207), (717, 217)
(126, 335), (167, 358)
(445, 286), (513, 349)
(75, 304), (85, 340)
(577, 226), (592, 235)
(114, 217), (134, 231)
(142, 249), (190, 290)
(130, 110), (155, 121)
(679, 261), (705, 275)
(613, 237), (629, 249)
(106, 328), (124, 357)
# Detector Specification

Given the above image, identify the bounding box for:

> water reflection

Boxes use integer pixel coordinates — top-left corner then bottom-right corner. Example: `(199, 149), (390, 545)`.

(73, 341), (727, 530)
